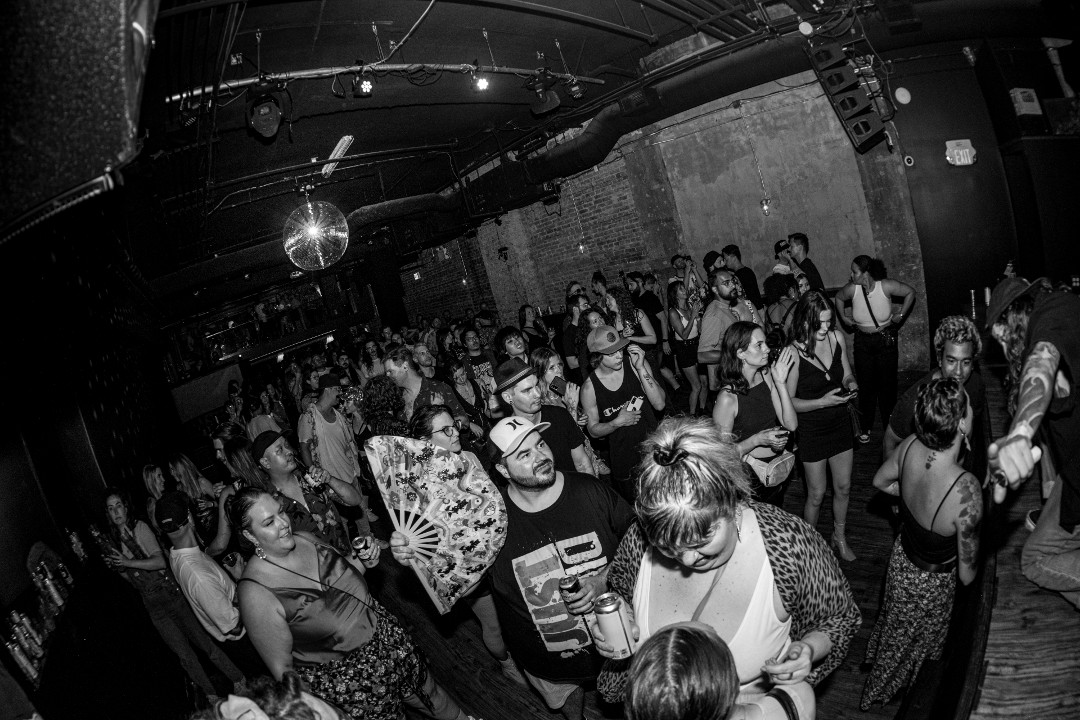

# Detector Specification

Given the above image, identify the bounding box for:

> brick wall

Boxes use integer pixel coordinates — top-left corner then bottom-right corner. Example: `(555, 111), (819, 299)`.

(399, 234), (498, 324)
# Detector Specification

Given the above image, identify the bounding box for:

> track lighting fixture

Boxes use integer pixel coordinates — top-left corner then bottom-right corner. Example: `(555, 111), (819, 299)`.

(525, 68), (560, 116)
(353, 73), (374, 98)
(247, 79), (284, 138)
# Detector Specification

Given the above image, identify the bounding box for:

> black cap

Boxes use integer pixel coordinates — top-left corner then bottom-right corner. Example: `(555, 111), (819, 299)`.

(155, 491), (191, 534)
(317, 372), (341, 392)
(252, 430), (284, 462)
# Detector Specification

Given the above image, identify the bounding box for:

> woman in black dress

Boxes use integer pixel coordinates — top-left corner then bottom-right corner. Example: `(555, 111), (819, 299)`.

(713, 322), (797, 506)
(785, 291), (860, 561)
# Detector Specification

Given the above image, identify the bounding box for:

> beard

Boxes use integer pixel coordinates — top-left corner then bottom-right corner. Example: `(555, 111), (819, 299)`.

(513, 459), (556, 490)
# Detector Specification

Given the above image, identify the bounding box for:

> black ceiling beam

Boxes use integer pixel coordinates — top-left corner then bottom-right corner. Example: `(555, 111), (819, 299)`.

(635, 0), (730, 40)
(443, 0), (657, 43)
(669, 0), (756, 38)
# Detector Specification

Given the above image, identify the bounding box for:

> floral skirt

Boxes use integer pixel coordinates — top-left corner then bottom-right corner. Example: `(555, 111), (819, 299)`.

(296, 601), (429, 720)
(861, 537), (956, 710)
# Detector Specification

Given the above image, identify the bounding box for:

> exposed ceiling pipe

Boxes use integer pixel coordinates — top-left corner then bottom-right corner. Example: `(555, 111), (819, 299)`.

(331, 0), (1064, 239)
(523, 0), (1056, 184)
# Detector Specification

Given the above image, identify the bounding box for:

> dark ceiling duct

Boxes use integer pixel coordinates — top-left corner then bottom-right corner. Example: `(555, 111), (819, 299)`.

(345, 192), (462, 233)
(523, 0), (1057, 185)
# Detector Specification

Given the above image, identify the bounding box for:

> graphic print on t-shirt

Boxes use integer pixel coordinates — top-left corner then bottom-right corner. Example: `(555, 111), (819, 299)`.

(512, 531), (608, 655)
(601, 395), (644, 418)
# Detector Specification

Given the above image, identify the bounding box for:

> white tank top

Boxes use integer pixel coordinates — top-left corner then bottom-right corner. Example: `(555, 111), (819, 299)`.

(633, 507), (791, 694)
(851, 280), (892, 331)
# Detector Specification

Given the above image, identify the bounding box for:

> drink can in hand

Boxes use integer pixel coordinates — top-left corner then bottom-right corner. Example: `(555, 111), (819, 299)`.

(559, 575), (581, 602)
(352, 535), (373, 557)
(592, 592), (635, 659)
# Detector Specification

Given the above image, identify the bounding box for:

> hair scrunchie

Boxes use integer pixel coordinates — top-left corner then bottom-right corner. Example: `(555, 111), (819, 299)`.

(653, 447), (688, 467)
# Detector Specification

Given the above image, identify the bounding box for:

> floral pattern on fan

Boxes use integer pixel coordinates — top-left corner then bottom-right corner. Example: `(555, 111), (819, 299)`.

(364, 435), (508, 614)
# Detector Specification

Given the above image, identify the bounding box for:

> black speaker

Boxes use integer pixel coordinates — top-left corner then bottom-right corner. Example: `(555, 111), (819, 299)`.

(809, 43), (847, 72)
(0, 0), (158, 236)
(807, 43), (887, 154)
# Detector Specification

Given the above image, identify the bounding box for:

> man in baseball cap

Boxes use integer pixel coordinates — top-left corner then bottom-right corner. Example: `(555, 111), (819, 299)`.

(492, 358), (595, 475)
(398, 413), (632, 715)
(985, 274), (1080, 610)
(251, 430), (362, 554)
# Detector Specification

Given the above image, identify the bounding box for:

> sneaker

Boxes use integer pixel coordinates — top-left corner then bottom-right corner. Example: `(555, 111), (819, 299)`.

(1025, 508), (1041, 531)
(857, 433), (871, 444)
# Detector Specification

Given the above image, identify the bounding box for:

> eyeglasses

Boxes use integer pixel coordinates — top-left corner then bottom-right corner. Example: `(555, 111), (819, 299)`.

(432, 423), (462, 438)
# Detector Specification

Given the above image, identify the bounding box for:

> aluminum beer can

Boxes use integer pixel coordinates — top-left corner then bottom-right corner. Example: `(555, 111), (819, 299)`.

(559, 575), (581, 600)
(352, 535), (373, 557)
(593, 592), (635, 659)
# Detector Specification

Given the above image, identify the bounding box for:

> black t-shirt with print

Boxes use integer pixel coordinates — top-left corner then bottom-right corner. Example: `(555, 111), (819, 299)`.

(539, 405), (586, 473)
(488, 472), (634, 682)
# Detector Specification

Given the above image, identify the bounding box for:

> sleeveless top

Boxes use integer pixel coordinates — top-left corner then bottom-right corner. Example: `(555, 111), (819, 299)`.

(795, 337), (844, 401)
(673, 308), (699, 340)
(590, 361), (657, 479)
(851, 281), (892, 331)
(730, 374), (779, 444)
(898, 443), (961, 567)
(633, 507), (791, 694)
(240, 539), (376, 664)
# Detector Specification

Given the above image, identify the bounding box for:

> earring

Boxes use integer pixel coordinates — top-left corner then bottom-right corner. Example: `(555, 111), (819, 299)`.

(735, 507), (743, 543)
(959, 428), (971, 452)
(254, 543), (267, 560)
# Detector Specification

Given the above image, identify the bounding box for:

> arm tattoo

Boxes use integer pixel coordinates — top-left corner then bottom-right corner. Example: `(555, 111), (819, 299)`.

(956, 474), (982, 569)
(1013, 341), (1060, 437)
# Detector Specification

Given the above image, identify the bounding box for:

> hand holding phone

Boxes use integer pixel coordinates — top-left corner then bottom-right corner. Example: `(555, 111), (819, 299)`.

(549, 376), (567, 397)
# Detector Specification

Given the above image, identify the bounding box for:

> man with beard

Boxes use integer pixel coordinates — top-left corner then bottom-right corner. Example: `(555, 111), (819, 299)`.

(412, 342), (438, 380)
(986, 277), (1080, 609)
(385, 346), (467, 424)
(252, 430), (360, 554)
(395, 416), (633, 720)
(884, 315), (990, 475)
(494, 358), (594, 475)
(581, 326), (665, 499)
(697, 269), (742, 392)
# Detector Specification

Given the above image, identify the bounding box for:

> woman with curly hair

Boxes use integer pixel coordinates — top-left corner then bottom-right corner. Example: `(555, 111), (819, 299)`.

(493, 325), (529, 365)
(575, 305), (609, 380)
(358, 339), (387, 387)
(861, 378), (982, 709)
(358, 374), (408, 438)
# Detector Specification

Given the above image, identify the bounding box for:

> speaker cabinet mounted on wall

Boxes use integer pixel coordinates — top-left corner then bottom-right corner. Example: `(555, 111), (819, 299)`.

(807, 43), (887, 154)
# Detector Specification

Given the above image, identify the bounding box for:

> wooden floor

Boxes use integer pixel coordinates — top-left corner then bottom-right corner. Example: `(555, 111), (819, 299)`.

(371, 366), (1080, 720)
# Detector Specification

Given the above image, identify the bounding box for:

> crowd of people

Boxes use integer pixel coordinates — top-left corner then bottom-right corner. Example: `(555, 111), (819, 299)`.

(95, 232), (1080, 720)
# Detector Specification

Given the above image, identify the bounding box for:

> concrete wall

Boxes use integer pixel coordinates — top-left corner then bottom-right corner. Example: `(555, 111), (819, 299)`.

(402, 70), (959, 369)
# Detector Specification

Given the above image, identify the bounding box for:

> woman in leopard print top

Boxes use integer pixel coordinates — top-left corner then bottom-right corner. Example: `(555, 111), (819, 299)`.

(595, 417), (860, 703)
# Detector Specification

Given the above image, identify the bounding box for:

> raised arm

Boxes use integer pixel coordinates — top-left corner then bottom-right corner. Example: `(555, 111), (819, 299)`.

(627, 345), (665, 411)
(990, 340), (1059, 502)
(628, 310), (657, 346)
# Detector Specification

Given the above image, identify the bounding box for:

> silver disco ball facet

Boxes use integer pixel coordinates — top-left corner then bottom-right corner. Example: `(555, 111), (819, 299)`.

(282, 200), (349, 271)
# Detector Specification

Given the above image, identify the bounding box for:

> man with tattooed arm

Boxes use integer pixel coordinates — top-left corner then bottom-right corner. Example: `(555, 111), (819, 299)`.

(986, 277), (1080, 609)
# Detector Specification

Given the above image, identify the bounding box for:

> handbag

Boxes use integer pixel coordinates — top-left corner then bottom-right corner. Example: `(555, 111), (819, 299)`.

(846, 400), (863, 441)
(861, 285), (897, 348)
(744, 451), (796, 487)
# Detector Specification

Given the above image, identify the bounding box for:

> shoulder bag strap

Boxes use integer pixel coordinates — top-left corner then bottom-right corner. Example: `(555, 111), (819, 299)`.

(861, 284), (882, 329)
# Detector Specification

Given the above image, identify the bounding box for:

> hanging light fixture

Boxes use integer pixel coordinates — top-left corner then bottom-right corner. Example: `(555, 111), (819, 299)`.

(743, 112), (773, 217)
(282, 194), (350, 271)
(555, 39), (585, 100)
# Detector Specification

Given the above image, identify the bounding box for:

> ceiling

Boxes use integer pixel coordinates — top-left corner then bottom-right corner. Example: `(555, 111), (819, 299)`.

(125, 0), (795, 318)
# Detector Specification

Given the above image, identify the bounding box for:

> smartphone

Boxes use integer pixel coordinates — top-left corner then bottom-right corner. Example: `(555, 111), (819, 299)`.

(549, 376), (567, 397)
(627, 396), (644, 413)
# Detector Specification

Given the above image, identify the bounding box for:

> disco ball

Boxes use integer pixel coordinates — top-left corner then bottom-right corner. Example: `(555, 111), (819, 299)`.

(282, 200), (349, 271)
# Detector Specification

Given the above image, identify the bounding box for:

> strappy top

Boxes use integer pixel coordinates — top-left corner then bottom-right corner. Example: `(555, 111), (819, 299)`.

(898, 442), (961, 567)
(240, 538), (376, 664)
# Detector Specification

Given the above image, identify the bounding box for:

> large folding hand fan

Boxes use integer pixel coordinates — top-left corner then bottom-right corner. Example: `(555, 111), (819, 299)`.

(364, 435), (508, 614)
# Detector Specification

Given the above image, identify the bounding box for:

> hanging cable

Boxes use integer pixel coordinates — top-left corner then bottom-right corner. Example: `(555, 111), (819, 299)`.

(372, 0), (437, 67)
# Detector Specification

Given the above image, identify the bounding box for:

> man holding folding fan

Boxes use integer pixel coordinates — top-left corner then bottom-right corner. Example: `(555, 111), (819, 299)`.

(392, 416), (634, 720)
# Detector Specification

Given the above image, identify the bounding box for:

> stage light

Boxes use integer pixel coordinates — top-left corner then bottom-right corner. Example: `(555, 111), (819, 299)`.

(247, 81), (284, 138)
(474, 73), (489, 91)
(525, 69), (560, 116)
(566, 78), (585, 100)
(353, 73), (374, 98)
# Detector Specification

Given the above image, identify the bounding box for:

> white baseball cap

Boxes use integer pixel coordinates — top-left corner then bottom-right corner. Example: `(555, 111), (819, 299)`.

(489, 416), (551, 457)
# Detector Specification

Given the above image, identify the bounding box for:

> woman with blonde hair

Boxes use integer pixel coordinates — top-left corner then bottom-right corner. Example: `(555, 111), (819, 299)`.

(595, 417), (858, 706)
(167, 452), (231, 555)
(142, 463), (168, 535)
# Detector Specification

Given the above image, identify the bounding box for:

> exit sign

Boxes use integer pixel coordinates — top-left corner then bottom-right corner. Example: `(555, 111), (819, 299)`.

(945, 139), (977, 166)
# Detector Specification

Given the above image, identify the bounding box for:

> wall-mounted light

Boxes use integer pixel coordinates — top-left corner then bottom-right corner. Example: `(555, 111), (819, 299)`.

(353, 73), (374, 98)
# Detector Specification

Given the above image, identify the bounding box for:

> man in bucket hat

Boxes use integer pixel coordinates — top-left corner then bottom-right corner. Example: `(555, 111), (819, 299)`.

(580, 325), (665, 500)
(986, 276), (1080, 609)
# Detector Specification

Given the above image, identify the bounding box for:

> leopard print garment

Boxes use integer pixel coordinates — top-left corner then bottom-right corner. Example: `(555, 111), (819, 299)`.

(598, 500), (861, 702)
